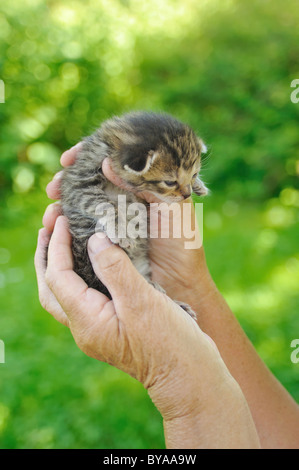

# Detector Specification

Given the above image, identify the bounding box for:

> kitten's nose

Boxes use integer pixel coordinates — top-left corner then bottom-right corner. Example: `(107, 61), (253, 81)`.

(181, 185), (191, 199)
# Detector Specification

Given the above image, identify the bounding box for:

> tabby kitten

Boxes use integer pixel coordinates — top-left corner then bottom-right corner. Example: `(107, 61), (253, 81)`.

(61, 111), (208, 318)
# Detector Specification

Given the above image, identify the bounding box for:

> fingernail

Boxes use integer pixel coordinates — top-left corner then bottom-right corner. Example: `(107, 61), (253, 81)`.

(47, 201), (61, 212)
(88, 233), (112, 254)
(53, 171), (63, 180)
(71, 142), (82, 150)
(38, 227), (51, 244)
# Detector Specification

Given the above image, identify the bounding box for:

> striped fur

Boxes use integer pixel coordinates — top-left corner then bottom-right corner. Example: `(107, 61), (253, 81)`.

(61, 111), (208, 316)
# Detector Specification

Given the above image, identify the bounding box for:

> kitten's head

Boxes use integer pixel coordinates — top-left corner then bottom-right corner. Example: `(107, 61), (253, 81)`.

(100, 112), (208, 202)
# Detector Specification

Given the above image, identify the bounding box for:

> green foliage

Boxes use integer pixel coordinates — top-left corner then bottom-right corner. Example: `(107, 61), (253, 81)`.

(1, 0), (299, 199)
(0, 0), (298, 449)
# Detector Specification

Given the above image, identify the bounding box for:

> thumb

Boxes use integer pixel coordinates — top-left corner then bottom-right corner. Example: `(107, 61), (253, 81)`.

(87, 233), (148, 308)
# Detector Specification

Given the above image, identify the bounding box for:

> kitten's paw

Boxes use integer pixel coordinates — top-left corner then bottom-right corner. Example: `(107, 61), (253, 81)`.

(118, 238), (135, 250)
(107, 237), (138, 250)
(174, 300), (197, 321)
(149, 280), (166, 294)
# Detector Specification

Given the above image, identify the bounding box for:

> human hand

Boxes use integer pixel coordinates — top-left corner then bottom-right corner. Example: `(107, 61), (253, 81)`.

(35, 215), (260, 448)
(45, 144), (214, 314)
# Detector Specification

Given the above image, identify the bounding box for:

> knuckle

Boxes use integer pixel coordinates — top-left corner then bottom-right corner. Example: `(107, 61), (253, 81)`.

(74, 328), (96, 357)
(45, 268), (56, 290)
(38, 287), (51, 313)
(38, 291), (47, 310)
(101, 250), (126, 275)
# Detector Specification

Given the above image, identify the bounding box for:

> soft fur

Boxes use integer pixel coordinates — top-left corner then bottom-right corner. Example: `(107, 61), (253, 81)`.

(61, 111), (208, 317)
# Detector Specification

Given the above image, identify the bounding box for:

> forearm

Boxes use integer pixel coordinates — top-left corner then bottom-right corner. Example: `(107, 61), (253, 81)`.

(163, 384), (260, 449)
(185, 259), (299, 449)
(148, 362), (260, 449)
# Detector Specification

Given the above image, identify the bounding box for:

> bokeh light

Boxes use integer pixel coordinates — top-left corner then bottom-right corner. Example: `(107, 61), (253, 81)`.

(0, 0), (298, 449)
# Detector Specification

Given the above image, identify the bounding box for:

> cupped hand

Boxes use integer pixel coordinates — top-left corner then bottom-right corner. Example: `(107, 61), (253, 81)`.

(35, 216), (228, 418)
(38, 145), (261, 449)
(45, 144), (213, 312)
(35, 215), (260, 449)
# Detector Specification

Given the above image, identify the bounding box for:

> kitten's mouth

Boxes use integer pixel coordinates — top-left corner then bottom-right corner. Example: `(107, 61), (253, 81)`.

(147, 192), (186, 203)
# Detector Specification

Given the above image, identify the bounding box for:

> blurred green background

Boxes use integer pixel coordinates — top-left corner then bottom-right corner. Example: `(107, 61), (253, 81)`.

(0, 0), (298, 449)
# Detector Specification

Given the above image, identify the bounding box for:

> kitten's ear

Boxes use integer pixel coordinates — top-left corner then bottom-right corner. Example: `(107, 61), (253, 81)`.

(192, 176), (209, 196)
(123, 148), (159, 175)
(198, 138), (208, 154)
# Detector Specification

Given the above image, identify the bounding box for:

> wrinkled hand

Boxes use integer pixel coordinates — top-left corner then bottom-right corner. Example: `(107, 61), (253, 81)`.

(37, 145), (261, 448)
(35, 215), (229, 420)
(45, 144), (213, 310)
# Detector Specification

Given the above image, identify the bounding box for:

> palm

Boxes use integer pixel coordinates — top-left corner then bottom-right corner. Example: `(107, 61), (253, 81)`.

(146, 200), (206, 300)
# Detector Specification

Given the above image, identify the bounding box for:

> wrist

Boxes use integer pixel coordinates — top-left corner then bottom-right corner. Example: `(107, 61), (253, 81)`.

(146, 348), (260, 449)
(162, 380), (260, 449)
(178, 266), (216, 315)
(146, 347), (236, 422)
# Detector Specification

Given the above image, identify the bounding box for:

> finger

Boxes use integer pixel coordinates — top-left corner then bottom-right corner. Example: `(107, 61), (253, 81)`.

(42, 202), (62, 232)
(60, 142), (82, 167)
(135, 190), (163, 203)
(46, 171), (63, 199)
(87, 233), (151, 314)
(34, 228), (70, 326)
(102, 158), (162, 203)
(102, 158), (136, 192)
(46, 143), (83, 199)
(34, 228), (52, 273)
(202, 332), (219, 352)
(46, 216), (109, 322)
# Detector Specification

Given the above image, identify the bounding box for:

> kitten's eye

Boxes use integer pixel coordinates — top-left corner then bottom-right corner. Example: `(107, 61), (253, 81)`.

(164, 180), (177, 187)
(192, 172), (198, 179)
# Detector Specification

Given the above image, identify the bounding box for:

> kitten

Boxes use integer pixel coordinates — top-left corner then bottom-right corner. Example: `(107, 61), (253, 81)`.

(61, 111), (208, 319)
